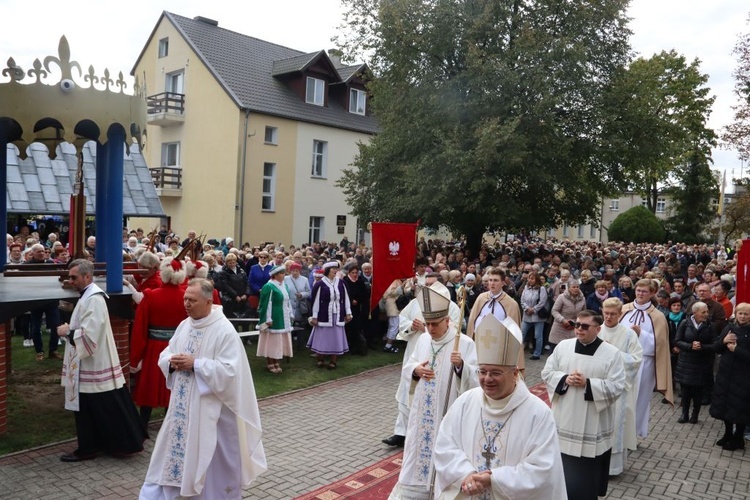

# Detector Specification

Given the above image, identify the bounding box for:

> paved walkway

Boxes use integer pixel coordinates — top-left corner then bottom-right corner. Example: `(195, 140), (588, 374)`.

(0, 358), (748, 499)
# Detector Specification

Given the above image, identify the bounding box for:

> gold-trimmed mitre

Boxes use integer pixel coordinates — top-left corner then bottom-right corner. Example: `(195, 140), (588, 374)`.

(417, 285), (451, 320)
(475, 315), (523, 366)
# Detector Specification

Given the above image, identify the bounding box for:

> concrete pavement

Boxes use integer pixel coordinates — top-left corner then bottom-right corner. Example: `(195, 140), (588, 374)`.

(0, 357), (748, 499)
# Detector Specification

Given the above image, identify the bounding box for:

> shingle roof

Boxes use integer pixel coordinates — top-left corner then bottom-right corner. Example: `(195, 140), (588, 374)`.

(5, 142), (165, 217)
(272, 51), (327, 77)
(164, 12), (378, 135)
(336, 64), (366, 83)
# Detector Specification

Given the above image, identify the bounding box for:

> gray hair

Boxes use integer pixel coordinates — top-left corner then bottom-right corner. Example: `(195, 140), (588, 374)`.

(31, 243), (45, 252)
(691, 301), (708, 314)
(188, 278), (214, 300)
(138, 251), (160, 269)
(69, 259), (93, 277)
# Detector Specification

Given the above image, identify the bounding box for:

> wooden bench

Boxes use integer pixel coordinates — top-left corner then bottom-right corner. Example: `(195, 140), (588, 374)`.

(228, 317), (260, 343)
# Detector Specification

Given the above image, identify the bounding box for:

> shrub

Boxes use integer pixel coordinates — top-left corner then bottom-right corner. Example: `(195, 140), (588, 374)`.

(607, 205), (665, 243)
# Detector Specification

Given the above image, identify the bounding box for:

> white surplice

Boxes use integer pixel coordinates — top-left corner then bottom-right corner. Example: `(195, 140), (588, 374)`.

(434, 385), (568, 500)
(393, 299), (462, 435)
(390, 328), (479, 499)
(598, 323), (643, 475)
(620, 303), (657, 437)
(141, 306), (267, 499)
(541, 338), (625, 458)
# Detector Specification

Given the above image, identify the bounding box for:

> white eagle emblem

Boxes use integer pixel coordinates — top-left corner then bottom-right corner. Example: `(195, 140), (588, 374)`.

(389, 241), (400, 256)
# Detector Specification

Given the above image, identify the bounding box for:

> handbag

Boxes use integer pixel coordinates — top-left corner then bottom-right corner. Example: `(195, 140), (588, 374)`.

(291, 279), (310, 315)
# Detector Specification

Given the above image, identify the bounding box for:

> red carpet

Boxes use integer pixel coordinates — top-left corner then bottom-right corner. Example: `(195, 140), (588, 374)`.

(294, 384), (549, 499)
(294, 452), (402, 499)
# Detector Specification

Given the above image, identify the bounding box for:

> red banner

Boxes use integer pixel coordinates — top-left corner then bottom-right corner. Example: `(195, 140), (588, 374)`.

(370, 222), (419, 312)
(736, 239), (750, 305)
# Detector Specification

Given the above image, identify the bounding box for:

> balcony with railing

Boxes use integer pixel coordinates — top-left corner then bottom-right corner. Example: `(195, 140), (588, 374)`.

(150, 167), (182, 197)
(147, 92), (185, 126)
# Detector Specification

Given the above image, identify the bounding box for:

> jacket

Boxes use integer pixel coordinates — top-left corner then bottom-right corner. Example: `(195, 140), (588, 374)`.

(550, 290), (586, 345)
(710, 322), (750, 424)
(675, 317), (716, 387)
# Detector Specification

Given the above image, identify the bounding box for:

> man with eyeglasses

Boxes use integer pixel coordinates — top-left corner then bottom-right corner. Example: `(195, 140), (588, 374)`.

(56, 259), (146, 462)
(389, 286), (478, 500)
(434, 315), (566, 499)
(542, 310), (625, 500)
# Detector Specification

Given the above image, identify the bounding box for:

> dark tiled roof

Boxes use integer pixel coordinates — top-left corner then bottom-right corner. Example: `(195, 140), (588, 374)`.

(272, 51), (326, 77)
(337, 64), (365, 83)
(165, 12), (378, 134)
(5, 142), (165, 217)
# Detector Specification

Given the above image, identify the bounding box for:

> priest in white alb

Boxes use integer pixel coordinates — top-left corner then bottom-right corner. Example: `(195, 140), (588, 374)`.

(599, 298), (643, 476)
(542, 309), (625, 500)
(389, 285), (479, 500)
(382, 276), (461, 448)
(434, 315), (567, 499)
(140, 279), (267, 499)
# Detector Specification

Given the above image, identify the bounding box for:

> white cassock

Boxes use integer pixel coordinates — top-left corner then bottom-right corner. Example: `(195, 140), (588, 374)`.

(393, 299), (462, 435)
(541, 338), (625, 459)
(141, 306), (267, 499)
(434, 385), (568, 500)
(620, 305), (655, 437)
(390, 328), (479, 500)
(598, 324), (642, 475)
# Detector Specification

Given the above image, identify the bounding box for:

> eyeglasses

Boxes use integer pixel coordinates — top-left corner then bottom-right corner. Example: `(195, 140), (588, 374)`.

(477, 368), (514, 379)
(573, 322), (596, 331)
(425, 320), (445, 328)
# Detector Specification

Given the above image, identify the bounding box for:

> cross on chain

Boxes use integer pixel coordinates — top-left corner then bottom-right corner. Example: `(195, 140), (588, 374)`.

(481, 448), (495, 470)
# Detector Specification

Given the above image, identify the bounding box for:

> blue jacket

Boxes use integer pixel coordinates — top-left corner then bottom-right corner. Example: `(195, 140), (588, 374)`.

(248, 263), (273, 295)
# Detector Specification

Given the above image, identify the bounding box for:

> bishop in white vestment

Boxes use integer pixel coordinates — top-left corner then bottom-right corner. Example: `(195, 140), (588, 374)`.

(434, 315), (567, 500)
(383, 279), (461, 447)
(599, 298), (643, 476)
(141, 279), (267, 499)
(542, 310), (625, 500)
(389, 286), (478, 500)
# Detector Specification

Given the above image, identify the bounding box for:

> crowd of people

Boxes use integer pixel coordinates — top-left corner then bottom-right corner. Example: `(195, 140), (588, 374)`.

(6, 223), (750, 498)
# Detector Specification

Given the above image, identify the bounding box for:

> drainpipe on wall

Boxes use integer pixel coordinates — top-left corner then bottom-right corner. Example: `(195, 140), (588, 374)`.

(238, 109), (251, 245)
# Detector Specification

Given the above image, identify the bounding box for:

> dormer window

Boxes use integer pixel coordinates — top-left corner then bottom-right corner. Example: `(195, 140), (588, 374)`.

(349, 88), (366, 115)
(306, 77), (325, 106)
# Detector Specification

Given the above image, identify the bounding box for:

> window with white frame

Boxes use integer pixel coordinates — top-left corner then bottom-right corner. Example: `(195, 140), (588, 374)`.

(166, 70), (184, 94)
(262, 162), (276, 211)
(161, 142), (180, 167)
(309, 216), (324, 244)
(158, 38), (169, 58)
(656, 197), (666, 213)
(349, 88), (366, 115)
(264, 126), (278, 145)
(306, 77), (325, 106)
(562, 223), (568, 237)
(590, 224), (597, 239)
(641, 198), (648, 207)
(577, 225), (584, 238)
(610, 200), (619, 211)
(311, 140), (327, 177)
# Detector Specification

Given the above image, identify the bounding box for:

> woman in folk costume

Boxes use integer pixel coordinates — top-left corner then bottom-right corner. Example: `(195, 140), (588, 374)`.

(307, 261), (352, 369)
(257, 265), (294, 374)
(130, 257), (188, 429)
(184, 259), (221, 304)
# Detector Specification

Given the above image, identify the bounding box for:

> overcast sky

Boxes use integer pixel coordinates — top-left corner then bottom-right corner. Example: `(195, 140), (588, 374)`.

(2, 0), (748, 176)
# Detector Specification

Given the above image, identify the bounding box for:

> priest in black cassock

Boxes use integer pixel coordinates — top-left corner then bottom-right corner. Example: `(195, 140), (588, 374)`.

(542, 309), (625, 500)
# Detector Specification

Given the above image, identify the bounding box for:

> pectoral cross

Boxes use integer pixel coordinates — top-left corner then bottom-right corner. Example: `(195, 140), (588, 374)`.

(481, 449), (495, 470)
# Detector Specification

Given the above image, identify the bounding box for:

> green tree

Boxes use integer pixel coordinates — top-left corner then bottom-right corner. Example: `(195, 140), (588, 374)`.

(720, 190), (750, 245)
(665, 149), (719, 243)
(601, 50), (716, 214)
(335, 0), (632, 250)
(723, 14), (750, 162)
(607, 205), (665, 243)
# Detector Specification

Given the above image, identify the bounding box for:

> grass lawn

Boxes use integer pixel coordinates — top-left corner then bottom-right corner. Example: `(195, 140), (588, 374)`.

(0, 331), (399, 456)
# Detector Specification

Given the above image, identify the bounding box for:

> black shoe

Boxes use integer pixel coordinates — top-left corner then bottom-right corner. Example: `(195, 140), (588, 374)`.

(383, 345), (399, 353)
(723, 438), (739, 451)
(661, 398), (670, 404)
(529, 355), (540, 360)
(689, 414), (699, 424)
(717, 433), (733, 447)
(678, 414), (689, 424)
(60, 452), (97, 462)
(382, 435), (405, 447)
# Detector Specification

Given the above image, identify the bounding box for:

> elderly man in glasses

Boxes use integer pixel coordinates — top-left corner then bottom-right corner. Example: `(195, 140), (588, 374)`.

(434, 315), (566, 499)
(542, 310), (625, 500)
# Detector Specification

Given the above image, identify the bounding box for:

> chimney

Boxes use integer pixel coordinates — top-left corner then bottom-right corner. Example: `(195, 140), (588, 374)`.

(328, 48), (343, 67)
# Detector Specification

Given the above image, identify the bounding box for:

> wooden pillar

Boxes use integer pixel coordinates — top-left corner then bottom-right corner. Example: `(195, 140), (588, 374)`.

(0, 321), (7, 435)
(110, 316), (131, 383)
